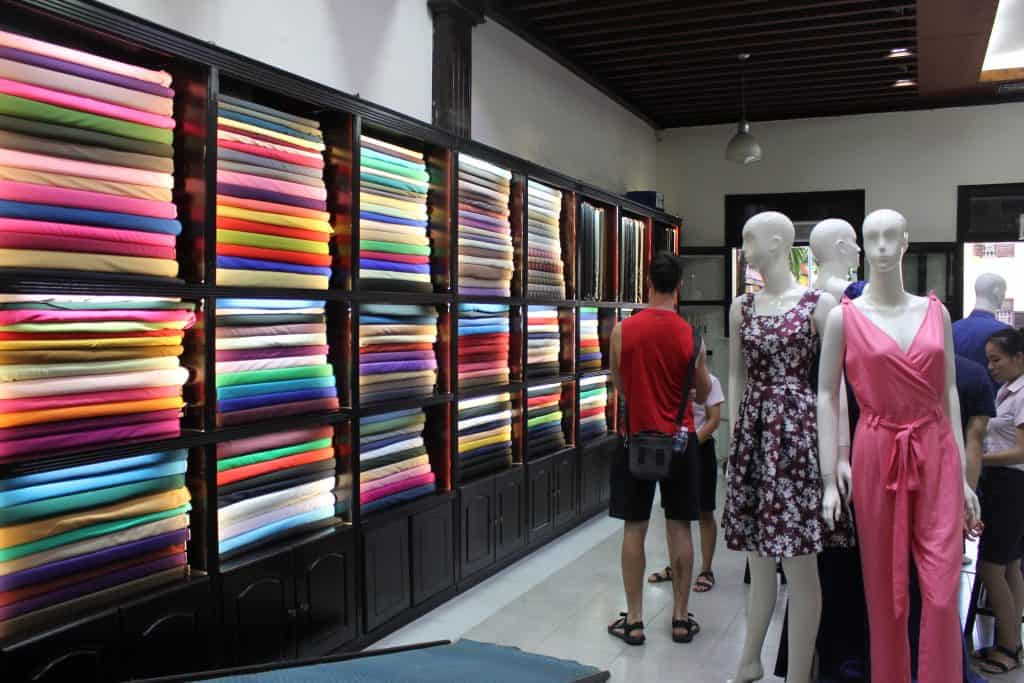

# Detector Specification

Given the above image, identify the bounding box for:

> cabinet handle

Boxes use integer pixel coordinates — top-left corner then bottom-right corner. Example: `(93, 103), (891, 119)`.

(287, 607), (297, 620)
(299, 602), (310, 614)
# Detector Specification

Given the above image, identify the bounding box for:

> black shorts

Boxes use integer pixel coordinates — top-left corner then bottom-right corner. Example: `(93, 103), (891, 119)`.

(979, 467), (1024, 564)
(609, 435), (700, 522)
(698, 439), (717, 512)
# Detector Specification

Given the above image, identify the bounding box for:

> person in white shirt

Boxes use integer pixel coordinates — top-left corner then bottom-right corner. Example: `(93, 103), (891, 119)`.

(649, 366), (725, 592)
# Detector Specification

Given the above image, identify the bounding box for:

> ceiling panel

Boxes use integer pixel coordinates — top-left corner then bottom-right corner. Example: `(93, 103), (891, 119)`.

(486, 0), (1017, 128)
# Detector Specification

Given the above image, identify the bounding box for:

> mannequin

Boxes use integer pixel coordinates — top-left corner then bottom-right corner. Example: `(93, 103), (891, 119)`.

(810, 218), (861, 302)
(974, 272), (1007, 314)
(724, 211), (846, 683)
(818, 209), (982, 683)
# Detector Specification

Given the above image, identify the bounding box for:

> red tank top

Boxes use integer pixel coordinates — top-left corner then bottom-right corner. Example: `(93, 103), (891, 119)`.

(620, 308), (696, 435)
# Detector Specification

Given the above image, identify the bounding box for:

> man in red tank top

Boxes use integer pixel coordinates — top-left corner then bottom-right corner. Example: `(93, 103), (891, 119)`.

(606, 252), (710, 646)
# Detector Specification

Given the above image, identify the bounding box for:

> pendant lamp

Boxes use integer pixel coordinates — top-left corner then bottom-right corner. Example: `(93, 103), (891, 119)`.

(726, 53), (762, 165)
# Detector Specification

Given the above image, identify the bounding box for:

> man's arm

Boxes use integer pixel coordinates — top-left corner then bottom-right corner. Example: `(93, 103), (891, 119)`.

(693, 339), (711, 405)
(610, 323), (623, 393)
(964, 415), (988, 489)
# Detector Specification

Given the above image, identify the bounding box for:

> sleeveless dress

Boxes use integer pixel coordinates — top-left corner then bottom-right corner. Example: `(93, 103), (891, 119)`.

(843, 293), (963, 683)
(723, 289), (855, 557)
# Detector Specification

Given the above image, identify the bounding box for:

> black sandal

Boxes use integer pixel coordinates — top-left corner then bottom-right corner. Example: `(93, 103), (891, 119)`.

(672, 613), (700, 643)
(693, 571), (715, 592)
(648, 566), (672, 583)
(980, 644), (1022, 674)
(608, 612), (645, 646)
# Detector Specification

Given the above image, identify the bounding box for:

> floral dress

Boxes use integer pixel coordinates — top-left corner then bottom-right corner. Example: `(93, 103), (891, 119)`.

(723, 289), (856, 557)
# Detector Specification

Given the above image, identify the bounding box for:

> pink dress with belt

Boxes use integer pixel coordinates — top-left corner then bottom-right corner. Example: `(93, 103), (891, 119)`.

(843, 293), (963, 683)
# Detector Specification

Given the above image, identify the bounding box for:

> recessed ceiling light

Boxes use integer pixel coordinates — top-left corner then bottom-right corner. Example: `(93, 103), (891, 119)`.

(893, 78), (917, 87)
(887, 48), (913, 58)
(983, 0), (1024, 71)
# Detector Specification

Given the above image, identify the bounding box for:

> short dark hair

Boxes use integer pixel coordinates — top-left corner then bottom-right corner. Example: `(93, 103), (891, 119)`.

(649, 251), (683, 294)
(987, 328), (1024, 356)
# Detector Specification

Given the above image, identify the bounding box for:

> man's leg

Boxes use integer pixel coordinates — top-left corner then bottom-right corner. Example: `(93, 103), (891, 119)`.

(620, 520), (649, 635)
(666, 518), (695, 631)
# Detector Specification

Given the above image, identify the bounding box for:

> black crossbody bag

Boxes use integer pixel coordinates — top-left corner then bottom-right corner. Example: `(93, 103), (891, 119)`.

(624, 336), (701, 481)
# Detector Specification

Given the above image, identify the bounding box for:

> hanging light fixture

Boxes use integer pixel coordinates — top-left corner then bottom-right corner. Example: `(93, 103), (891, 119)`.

(725, 53), (762, 165)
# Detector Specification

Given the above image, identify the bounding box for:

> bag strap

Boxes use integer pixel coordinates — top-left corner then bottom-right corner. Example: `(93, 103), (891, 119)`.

(625, 333), (703, 436)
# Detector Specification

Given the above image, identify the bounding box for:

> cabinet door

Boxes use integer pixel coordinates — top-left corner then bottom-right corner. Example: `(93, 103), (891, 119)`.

(363, 518), (411, 633)
(119, 579), (216, 679)
(3, 610), (119, 683)
(528, 456), (555, 542)
(221, 552), (295, 665)
(555, 449), (579, 528)
(495, 468), (526, 560)
(458, 476), (495, 580)
(598, 439), (616, 506)
(293, 531), (357, 658)
(579, 450), (602, 514)
(411, 500), (454, 604)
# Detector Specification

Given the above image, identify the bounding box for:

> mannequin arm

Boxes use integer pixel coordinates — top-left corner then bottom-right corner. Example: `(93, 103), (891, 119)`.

(940, 306), (981, 524)
(727, 297), (746, 443)
(817, 305), (847, 528)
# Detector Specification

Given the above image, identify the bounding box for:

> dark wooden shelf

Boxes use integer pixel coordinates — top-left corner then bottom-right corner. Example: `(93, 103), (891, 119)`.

(579, 369), (612, 380)
(456, 382), (523, 401)
(218, 521), (352, 574)
(356, 393), (454, 417)
(358, 490), (453, 527)
(351, 291), (452, 305)
(525, 374), (576, 388)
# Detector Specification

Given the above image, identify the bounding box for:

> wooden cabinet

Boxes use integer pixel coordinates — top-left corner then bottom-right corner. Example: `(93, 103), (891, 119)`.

(528, 454), (556, 543)
(222, 528), (357, 665)
(2, 611), (119, 683)
(494, 468), (526, 560)
(119, 578), (216, 679)
(554, 449), (579, 529)
(411, 500), (454, 605)
(459, 475), (495, 580)
(362, 517), (411, 632)
(580, 436), (616, 515)
(293, 532), (357, 657)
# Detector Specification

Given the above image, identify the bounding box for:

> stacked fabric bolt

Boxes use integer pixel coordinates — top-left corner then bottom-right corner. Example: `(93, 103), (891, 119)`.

(526, 305), (560, 377)
(579, 307), (602, 372)
(0, 295), (194, 460)
(215, 298), (338, 427)
(578, 203), (607, 301)
(527, 181), (565, 299)
(457, 303), (509, 390)
(216, 95), (330, 289)
(457, 392), (513, 481)
(457, 155), (513, 296)
(359, 409), (435, 514)
(0, 29), (180, 278)
(354, 136), (432, 292)
(579, 376), (609, 444)
(618, 217), (646, 304)
(359, 304), (438, 405)
(526, 382), (565, 460)
(216, 426), (339, 557)
(0, 449), (190, 636)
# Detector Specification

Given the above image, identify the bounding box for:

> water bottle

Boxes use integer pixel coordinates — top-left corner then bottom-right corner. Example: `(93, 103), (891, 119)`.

(672, 424), (689, 454)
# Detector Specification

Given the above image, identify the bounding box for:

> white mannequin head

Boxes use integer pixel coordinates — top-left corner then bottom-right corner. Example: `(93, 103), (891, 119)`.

(809, 219), (860, 273)
(861, 209), (909, 275)
(741, 211), (795, 272)
(974, 273), (1007, 313)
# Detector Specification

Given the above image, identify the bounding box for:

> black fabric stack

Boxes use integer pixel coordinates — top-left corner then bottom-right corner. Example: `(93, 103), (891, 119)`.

(526, 382), (565, 460)
(456, 392), (513, 481)
(578, 203), (607, 301)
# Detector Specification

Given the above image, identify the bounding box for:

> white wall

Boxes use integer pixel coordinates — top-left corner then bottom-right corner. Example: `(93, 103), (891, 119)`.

(657, 103), (1024, 246)
(472, 21), (657, 194)
(101, 0), (433, 122)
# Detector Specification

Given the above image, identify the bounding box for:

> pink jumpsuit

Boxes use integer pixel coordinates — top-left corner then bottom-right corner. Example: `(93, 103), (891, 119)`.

(843, 294), (964, 683)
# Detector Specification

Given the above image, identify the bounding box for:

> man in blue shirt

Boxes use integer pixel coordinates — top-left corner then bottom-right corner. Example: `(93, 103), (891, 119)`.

(954, 274), (1010, 390)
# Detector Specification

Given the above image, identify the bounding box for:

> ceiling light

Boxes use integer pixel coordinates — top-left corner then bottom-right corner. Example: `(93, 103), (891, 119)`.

(887, 47), (913, 58)
(725, 53), (762, 165)
(893, 78), (917, 87)
(983, 0), (1024, 71)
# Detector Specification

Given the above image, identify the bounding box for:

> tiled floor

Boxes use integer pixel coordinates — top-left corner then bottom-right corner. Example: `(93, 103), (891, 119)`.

(375, 497), (1024, 681)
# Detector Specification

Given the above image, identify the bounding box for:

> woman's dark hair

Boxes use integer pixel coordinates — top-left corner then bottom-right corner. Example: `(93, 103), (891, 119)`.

(650, 251), (683, 293)
(986, 328), (1024, 356)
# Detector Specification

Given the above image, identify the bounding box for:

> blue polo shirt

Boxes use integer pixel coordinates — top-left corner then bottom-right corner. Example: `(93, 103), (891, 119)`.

(953, 309), (1009, 386)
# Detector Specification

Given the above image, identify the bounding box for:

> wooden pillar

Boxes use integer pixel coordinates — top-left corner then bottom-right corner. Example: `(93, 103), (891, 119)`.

(428, 0), (484, 137)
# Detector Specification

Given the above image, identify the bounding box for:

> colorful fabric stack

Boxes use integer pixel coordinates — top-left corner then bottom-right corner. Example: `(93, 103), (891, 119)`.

(457, 303), (509, 390)
(457, 155), (513, 296)
(0, 30), (180, 278)
(579, 307), (601, 372)
(457, 392), (513, 481)
(526, 382), (565, 460)
(359, 409), (435, 514)
(0, 295), (194, 460)
(0, 449), (190, 636)
(354, 136), (432, 292)
(526, 305), (560, 377)
(359, 304), (437, 405)
(527, 181), (565, 299)
(579, 376), (610, 444)
(215, 298), (338, 427)
(216, 426), (339, 558)
(216, 95), (330, 289)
